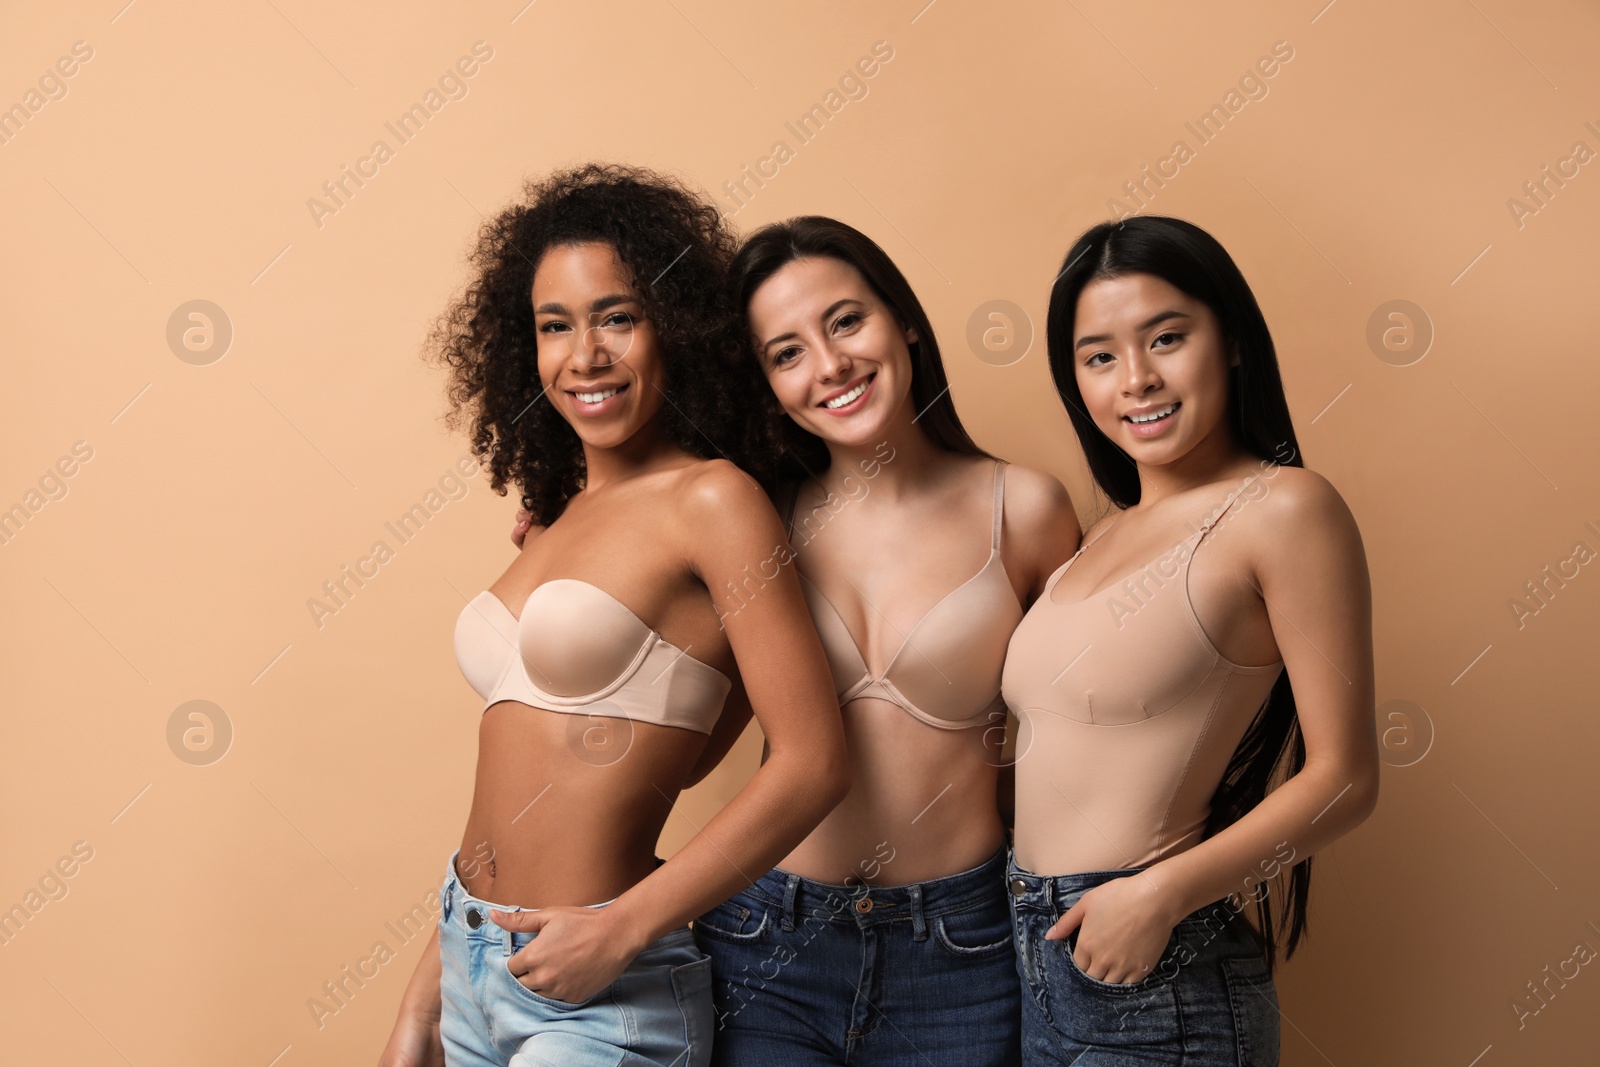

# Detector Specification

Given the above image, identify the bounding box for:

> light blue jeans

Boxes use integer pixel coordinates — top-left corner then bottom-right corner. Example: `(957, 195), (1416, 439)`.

(438, 849), (714, 1067)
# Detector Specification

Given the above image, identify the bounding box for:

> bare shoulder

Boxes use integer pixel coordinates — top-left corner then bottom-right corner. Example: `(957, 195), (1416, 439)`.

(996, 461), (1085, 587)
(1246, 466), (1366, 569)
(1254, 466), (1357, 531)
(1000, 462), (1078, 535)
(676, 458), (771, 513)
(670, 459), (780, 547)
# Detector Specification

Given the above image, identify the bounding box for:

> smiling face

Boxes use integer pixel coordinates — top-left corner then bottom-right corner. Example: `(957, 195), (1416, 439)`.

(532, 241), (667, 450)
(746, 255), (919, 449)
(1071, 272), (1238, 468)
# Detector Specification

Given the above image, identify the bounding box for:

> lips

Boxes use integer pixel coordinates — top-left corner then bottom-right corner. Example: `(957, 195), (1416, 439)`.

(1123, 401), (1179, 424)
(566, 381), (629, 414)
(818, 373), (874, 412)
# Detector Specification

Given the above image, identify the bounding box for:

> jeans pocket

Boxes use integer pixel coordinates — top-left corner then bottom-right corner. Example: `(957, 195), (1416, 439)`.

(1039, 928), (1183, 1047)
(933, 901), (1014, 959)
(500, 952), (612, 1012)
(1223, 956), (1280, 1067)
(671, 951), (714, 1058)
(692, 897), (771, 945)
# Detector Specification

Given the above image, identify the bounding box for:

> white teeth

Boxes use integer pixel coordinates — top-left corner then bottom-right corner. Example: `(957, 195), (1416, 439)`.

(575, 386), (619, 404)
(1128, 403), (1177, 424)
(824, 381), (868, 409)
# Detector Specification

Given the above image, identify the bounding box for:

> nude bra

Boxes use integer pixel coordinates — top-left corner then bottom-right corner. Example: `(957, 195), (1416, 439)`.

(784, 459), (1023, 730)
(1002, 477), (1284, 872)
(453, 579), (731, 735)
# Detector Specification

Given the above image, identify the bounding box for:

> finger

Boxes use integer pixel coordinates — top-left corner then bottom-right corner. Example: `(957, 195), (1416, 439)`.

(1044, 901), (1084, 941)
(488, 907), (546, 932)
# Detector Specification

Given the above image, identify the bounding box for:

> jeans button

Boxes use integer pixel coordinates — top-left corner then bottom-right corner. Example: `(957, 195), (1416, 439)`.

(466, 906), (483, 929)
(1009, 878), (1027, 897)
(855, 897), (873, 913)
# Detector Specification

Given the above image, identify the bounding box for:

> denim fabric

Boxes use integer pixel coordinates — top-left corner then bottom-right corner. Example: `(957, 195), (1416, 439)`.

(1006, 850), (1280, 1066)
(437, 849), (713, 1067)
(693, 847), (1020, 1066)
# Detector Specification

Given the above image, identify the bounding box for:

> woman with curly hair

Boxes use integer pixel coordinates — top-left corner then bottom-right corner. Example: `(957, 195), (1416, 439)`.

(378, 164), (849, 1067)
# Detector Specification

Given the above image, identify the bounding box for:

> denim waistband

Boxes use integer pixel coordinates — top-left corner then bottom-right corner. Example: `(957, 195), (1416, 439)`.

(439, 848), (622, 952)
(1004, 849), (1245, 932)
(739, 845), (1009, 932)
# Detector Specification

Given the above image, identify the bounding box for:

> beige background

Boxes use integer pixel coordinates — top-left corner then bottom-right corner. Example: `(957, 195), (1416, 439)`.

(3, 1), (1598, 1063)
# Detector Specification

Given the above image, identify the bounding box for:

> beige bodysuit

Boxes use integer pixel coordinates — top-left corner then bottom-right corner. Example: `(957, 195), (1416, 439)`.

(1002, 478), (1284, 874)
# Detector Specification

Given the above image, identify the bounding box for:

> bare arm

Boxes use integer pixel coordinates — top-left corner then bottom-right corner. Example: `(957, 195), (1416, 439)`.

(598, 461), (849, 948)
(1050, 468), (1379, 980)
(376, 927), (443, 1067)
(681, 675), (755, 789)
(1139, 468), (1378, 920)
(997, 463), (1082, 606)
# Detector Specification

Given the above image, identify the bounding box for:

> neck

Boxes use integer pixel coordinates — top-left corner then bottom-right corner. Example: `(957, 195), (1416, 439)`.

(1133, 422), (1255, 507)
(579, 419), (690, 492)
(816, 392), (953, 500)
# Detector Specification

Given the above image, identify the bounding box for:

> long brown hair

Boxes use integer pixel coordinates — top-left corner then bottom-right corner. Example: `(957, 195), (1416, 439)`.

(731, 215), (989, 484)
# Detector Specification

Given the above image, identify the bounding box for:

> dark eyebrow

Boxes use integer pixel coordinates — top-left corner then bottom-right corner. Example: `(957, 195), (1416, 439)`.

(1074, 309), (1191, 351)
(534, 293), (639, 316)
(760, 299), (865, 353)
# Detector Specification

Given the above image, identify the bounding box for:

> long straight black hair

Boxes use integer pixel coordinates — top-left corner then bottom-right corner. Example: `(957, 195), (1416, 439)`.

(1045, 215), (1310, 973)
(731, 216), (989, 485)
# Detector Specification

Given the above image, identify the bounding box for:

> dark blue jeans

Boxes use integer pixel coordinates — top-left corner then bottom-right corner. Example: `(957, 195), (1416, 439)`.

(693, 846), (1020, 1066)
(1007, 850), (1280, 1066)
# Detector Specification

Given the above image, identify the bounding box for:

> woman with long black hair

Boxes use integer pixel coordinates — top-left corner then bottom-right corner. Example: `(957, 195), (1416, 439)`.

(1002, 215), (1379, 1065)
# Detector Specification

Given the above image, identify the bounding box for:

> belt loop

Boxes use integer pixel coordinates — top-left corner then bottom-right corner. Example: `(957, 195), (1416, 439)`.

(442, 875), (454, 922)
(780, 873), (800, 932)
(501, 907), (521, 957)
(909, 883), (927, 942)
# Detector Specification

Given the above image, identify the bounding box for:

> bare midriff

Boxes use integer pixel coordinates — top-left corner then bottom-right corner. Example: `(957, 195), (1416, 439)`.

(455, 704), (708, 907)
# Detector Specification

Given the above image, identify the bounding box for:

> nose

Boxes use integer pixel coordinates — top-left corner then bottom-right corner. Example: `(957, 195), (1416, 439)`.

(1120, 348), (1162, 395)
(813, 340), (853, 383)
(575, 318), (618, 369)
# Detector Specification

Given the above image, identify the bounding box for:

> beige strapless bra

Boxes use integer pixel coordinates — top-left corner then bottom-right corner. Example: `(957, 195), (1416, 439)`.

(454, 578), (730, 735)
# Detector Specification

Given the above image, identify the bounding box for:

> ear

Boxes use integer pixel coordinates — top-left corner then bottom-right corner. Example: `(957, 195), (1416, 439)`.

(905, 324), (920, 347)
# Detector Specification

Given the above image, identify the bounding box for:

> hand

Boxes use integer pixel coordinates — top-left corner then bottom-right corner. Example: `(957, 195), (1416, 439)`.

(491, 906), (644, 1004)
(1045, 872), (1183, 985)
(376, 1009), (443, 1067)
(511, 509), (532, 548)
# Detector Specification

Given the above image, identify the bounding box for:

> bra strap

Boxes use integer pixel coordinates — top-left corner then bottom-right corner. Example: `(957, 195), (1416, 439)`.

(990, 460), (1006, 552)
(1194, 477), (1256, 545)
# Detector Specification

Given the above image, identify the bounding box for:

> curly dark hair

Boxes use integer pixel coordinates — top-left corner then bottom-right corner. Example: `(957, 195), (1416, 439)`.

(424, 163), (780, 525)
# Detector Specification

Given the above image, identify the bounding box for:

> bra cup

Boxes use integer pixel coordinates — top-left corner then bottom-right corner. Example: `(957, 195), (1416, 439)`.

(454, 599), (517, 701)
(799, 578), (872, 691)
(887, 563), (1022, 723)
(518, 581), (655, 698)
